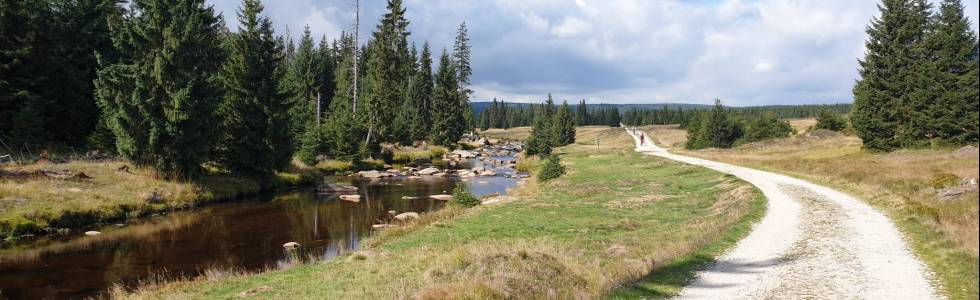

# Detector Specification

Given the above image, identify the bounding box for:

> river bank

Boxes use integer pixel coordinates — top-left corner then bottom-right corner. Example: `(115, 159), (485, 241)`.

(115, 126), (766, 299)
(0, 160), (319, 240)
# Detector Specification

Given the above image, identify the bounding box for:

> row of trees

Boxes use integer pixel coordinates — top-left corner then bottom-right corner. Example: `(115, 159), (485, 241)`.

(853, 0), (979, 150)
(2, 0), (475, 178)
(622, 103), (852, 127)
(477, 99), (622, 130)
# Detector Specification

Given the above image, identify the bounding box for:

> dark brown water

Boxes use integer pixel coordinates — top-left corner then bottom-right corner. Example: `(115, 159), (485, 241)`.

(0, 163), (518, 299)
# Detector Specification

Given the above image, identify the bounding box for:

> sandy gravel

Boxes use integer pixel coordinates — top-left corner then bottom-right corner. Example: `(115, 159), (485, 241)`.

(626, 128), (942, 299)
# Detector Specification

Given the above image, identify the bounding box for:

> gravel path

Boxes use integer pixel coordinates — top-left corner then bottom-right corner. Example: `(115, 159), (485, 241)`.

(626, 128), (942, 299)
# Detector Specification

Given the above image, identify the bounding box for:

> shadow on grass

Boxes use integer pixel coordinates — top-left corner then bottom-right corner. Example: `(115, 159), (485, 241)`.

(609, 252), (718, 299)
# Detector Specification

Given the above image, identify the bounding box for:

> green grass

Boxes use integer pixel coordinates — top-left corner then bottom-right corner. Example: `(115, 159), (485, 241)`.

(122, 127), (765, 299)
(0, 160), (317, 239)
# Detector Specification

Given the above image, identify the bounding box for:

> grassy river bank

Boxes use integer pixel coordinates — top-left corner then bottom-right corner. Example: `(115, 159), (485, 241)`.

(0, 160), (319, 240)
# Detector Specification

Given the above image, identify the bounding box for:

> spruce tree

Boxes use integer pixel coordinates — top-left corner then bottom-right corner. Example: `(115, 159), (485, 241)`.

(322, 32), (365, 161)
(430, 49), (462, 146)
(316, 35), (335, 119)
(453, 22), (472, 98)
(364, 0), (410, 145)
(94, 0), (225, 178)
(286, 26), (319, 147)
(576, 99), (588, 126)
(526, 95), (557, 156)
(921, 0), (979, 144)
(216, 0), (292, 175)
(1, 0), (54, 146)
(553, 100), (576, 146)
(406, 42), (434, 142)
(853, 0), (930, 150)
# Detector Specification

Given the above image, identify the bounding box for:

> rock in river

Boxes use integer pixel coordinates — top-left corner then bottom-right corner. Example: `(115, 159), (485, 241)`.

(317, 183), (358, 193)
(282, 242), (301, 249)
(339, 194), (361, 202)
(84, 231), (101, 236)
(418, 167), (440, 175)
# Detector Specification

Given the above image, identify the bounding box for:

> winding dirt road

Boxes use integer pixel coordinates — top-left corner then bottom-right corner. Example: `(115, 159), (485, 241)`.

(626, 128), (942, 299)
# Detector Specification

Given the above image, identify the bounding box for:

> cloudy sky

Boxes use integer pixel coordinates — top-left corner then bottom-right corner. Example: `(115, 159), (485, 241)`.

(206, 0), (980, 106)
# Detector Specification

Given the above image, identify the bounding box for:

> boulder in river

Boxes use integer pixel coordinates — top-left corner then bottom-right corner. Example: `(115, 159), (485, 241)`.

(429, 194), (453, 201)
(418, 167), (440, 175)
(452, 150), (477, 158)
(84, 231), (101, 236)
(317, 183), (358, 193)
(394, 212), (420, 221)
(282, 242), (301, 249)
(339, 194), (361, 202)
(401, 196), (421, 200)
(357, 170), (391, 178)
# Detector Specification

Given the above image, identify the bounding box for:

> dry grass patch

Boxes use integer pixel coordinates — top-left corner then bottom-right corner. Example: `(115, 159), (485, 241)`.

(639, 125), (688, 148)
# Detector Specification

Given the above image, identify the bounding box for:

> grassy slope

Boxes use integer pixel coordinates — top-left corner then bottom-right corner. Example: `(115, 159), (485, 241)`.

(122, 126), (765, 299)
(644, 123), (980, 300)
(0, 160), (316, 238)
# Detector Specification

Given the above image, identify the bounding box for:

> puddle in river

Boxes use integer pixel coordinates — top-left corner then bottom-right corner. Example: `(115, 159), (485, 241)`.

(0, 158), (520, 299)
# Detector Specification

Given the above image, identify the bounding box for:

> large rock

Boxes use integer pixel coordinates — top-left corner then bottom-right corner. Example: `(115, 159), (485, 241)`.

(339, 194), (361, 202)
(357, 170), (392, 178)
(429, 194), (453, 201)
(317, 183), (358, 193)
(418, 167), (440, 175)
(394, 212), (420, 221)
(282, 242), (301, 249)
(452, 149), (477, 158)
(84, 231), (101, 236)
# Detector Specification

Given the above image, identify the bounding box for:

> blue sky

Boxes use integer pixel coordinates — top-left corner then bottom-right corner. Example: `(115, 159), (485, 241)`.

(207, 0), (980, 106)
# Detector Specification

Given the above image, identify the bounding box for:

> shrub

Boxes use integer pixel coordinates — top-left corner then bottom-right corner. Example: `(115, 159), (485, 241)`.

(449, 184), (480, 207)
(814, 110), (847, 132)
(929, 173), (961, 189)
(537, 155), (565, 182)
(740, 115), (793, 144)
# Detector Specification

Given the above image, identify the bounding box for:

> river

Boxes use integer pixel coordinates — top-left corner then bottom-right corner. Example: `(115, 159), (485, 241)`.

(0, 155), (521, 299)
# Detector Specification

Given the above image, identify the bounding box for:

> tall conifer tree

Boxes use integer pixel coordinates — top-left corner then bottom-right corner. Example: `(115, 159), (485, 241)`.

(94, 0), (225, 178)
(853, 0), (931, 150)
(430, 49), (461, 146)
(216, 0), (291, 175)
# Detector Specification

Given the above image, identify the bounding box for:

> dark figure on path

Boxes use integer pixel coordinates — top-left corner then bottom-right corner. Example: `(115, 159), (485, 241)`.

(640, 133), (645, 146)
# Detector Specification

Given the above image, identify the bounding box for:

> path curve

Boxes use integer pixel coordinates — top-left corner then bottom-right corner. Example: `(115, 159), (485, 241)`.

(625, 128), (942, 299)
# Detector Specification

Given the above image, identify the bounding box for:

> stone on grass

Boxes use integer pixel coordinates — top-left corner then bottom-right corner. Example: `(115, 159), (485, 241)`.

(429, 194), (453, 201)
(394, 212), (420, 221)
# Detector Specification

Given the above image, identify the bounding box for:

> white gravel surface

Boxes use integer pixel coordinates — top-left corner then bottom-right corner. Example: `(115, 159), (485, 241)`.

(626, 128), (942, 300)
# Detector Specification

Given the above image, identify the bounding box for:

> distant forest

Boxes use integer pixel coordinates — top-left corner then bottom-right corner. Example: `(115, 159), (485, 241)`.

(474, 99), (852, 129)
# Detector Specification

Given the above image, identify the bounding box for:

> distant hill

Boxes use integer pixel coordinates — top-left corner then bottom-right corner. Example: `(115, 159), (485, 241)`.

(470, 102), (713, 114)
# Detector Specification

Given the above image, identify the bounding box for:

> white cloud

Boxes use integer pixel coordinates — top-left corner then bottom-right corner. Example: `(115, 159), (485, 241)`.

(208, 0), (980, 106)
(550, 16), (592, 38)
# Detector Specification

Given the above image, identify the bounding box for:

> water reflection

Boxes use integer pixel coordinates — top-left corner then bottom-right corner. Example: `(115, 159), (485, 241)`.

(0, 174), (517, 299)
